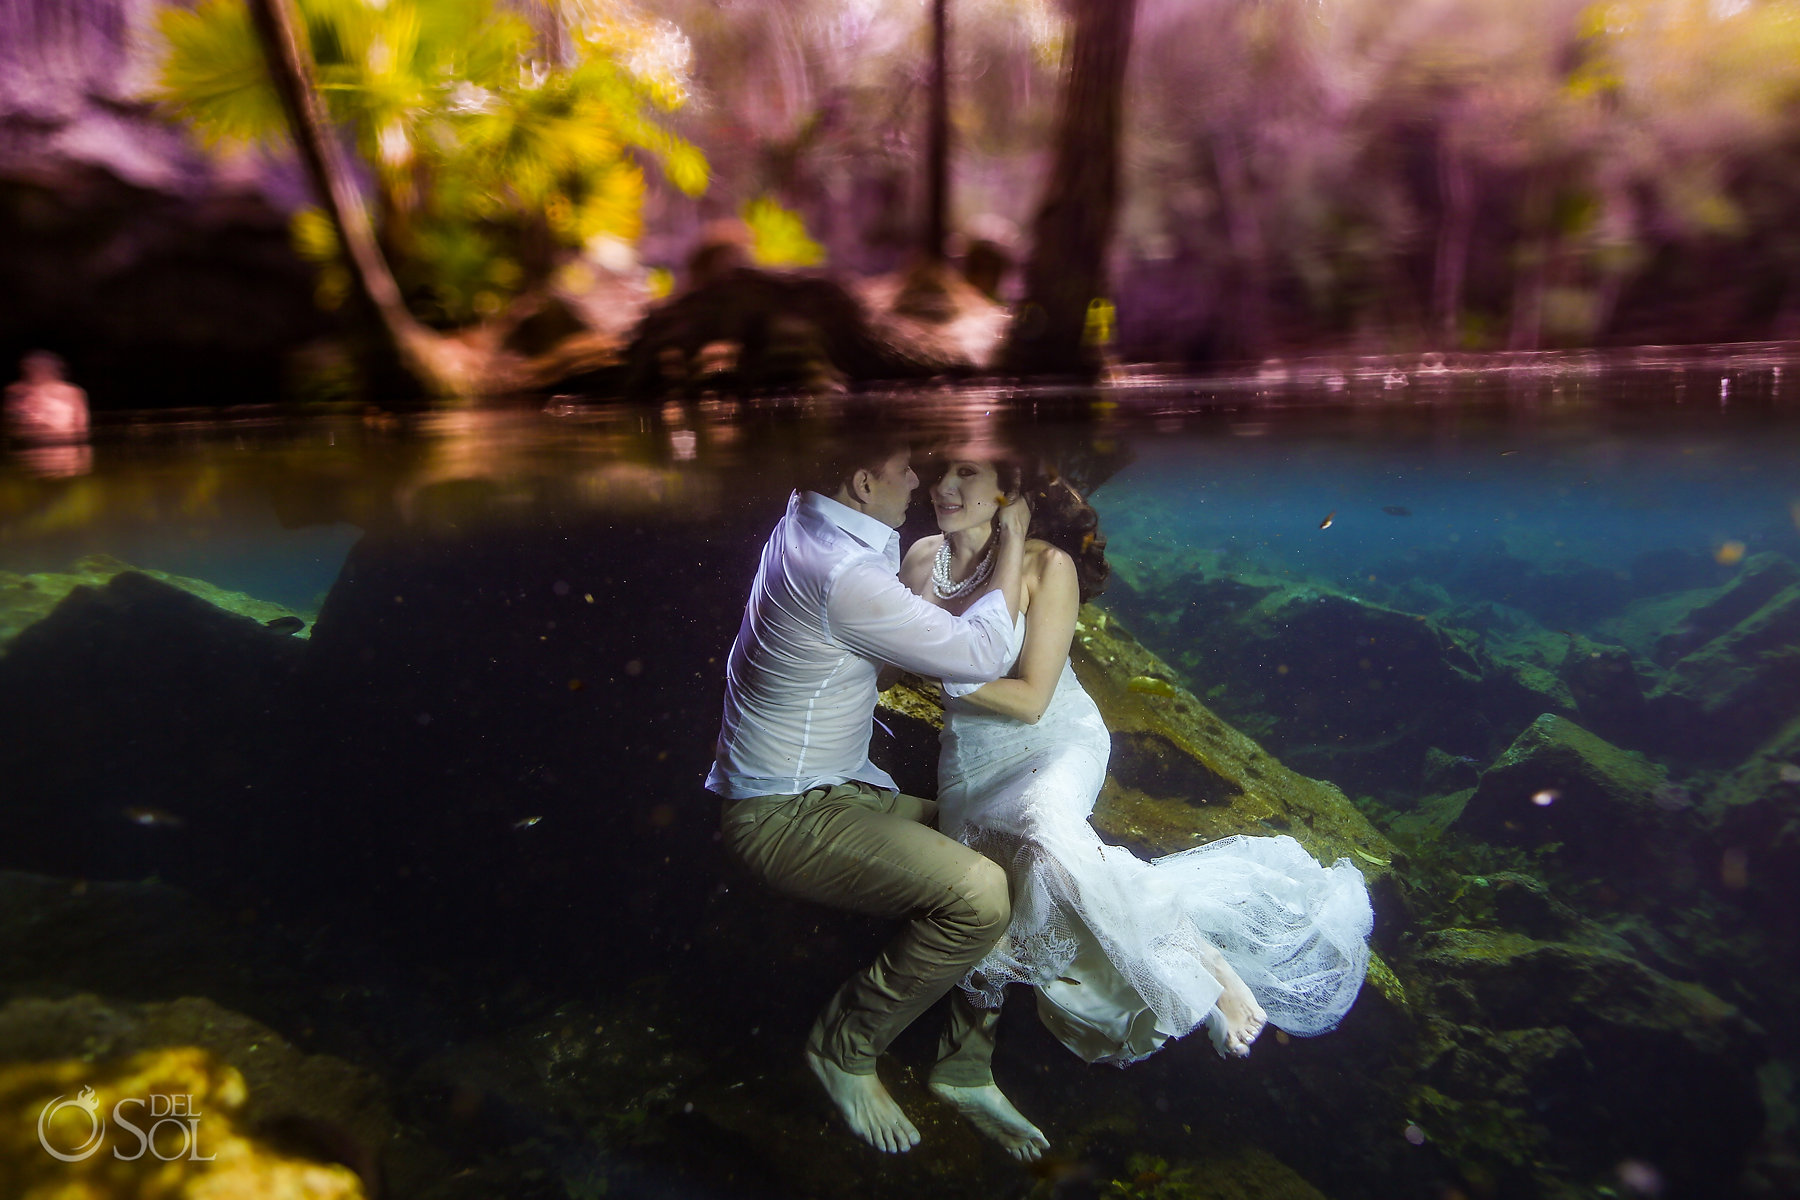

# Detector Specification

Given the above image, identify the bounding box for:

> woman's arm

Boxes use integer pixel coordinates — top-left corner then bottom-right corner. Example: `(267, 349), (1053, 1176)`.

(954, 545), (1079, 724)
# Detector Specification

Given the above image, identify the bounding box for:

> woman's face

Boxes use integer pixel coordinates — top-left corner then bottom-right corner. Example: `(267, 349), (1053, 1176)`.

(930, 457), (1007, 534)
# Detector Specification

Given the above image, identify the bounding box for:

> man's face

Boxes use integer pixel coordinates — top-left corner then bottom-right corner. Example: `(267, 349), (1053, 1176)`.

(861, 449), (919, 528)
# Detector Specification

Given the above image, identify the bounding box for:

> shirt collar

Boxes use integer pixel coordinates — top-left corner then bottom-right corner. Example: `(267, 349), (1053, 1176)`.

(798, 490), (900, 556)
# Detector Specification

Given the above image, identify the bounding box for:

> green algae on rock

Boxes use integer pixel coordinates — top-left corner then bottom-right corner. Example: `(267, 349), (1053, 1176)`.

(1648, 575), (1800, 760)
(1408, 928), (1763, 1194)
(1457, 713), (1676, 869)
(0, 555), (308, 649)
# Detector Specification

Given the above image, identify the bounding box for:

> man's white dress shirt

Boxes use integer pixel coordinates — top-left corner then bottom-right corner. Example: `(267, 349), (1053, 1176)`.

(706, 490), (1014, 799)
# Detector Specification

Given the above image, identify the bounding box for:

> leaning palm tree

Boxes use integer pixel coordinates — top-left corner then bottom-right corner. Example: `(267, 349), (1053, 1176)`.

(160, 0), (708, 398)
(245, 0), (474, 395)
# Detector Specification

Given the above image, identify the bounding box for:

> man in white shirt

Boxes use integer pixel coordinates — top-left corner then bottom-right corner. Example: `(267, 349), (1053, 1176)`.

(708, 433), (1040, 1156)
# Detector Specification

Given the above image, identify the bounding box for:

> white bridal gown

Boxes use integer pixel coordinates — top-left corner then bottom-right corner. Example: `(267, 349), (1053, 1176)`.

(937, 616), (1373, 1064)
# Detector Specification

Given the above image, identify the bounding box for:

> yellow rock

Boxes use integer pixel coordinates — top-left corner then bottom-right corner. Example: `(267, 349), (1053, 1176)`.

(0, 1046), (365, 1200)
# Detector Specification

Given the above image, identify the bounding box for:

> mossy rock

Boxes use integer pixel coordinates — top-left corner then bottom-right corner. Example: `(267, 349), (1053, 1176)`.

(1649, 576), (1800, 760)
(1411, 929), (1764, 1192)
(0, 995), (391, 1199)
(1456, 714), (1679, 872)
(1648, 552), (1800, 666)
(1, 555), (308, 650)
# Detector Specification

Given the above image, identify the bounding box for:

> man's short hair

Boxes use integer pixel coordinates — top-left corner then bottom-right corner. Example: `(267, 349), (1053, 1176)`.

(801, 420), (912, 498)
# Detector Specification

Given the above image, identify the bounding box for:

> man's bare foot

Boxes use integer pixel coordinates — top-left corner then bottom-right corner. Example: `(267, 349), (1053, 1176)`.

(805, 1048), (920, 1153)
(1200, 945), (1268, 1058)
(929, 1080), (1050, 1161)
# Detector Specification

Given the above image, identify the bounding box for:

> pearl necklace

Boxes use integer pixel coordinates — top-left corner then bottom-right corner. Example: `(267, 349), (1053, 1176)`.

(932, 538), (996, 600)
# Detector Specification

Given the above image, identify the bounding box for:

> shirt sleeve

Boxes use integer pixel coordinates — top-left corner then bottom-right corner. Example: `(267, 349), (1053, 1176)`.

(825, 560), (1013, 683)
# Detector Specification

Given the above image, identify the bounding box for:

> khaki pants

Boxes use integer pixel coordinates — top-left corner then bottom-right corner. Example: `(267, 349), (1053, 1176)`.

(722, 780), (1009, 1080)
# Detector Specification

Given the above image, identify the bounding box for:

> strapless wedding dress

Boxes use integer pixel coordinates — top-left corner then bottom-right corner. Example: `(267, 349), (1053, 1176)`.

(938, 616), (1373, 1064)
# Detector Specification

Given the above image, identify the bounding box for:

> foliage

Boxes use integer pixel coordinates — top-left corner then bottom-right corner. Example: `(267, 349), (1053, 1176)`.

(1105, 1153), (1207, 1200)
(742, 195), (826, 267)
(1117, 0), (1800, 354)
(1407, 1084), (1544, 1177)
(1386, 824), (1564, 930)
(157, 0), (708, 326)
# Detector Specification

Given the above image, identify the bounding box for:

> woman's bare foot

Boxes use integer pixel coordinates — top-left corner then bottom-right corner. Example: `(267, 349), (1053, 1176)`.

(929, 1080), (1050, 1161)
(806, 1049), (921, 1153)
(1200, 945), (1268, 1058)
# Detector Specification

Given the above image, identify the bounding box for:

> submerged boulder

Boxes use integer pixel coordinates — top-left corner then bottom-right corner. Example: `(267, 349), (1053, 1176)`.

(1648, 573), (1800, 761)
(0, 568), (308, 880)
(1412, 929), (1764, 1194)
(1647, 552), (1800, 666)
(1105, 566), (1571, 801)
(1705, 716), (1800, 933)
(0, 555), (308, 648)
(1556, 635), (1651, 744)
(1456, 714), (1681, 873)
(0, 995), (392, 1200)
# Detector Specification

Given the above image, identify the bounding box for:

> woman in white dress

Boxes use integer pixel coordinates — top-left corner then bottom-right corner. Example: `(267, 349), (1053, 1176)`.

(898, 448), (1373, 1155)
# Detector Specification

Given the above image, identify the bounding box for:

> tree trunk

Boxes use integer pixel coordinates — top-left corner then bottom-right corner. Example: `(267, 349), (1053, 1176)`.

(1000, 0), (1139, 378)
(924, 0), (948, 263)
(245, 0), (479, 397)
(1433, 145), (1474, 345)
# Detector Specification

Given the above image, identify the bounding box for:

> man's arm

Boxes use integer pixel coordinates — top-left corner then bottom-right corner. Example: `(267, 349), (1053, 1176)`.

(827, 562), (1014, 683)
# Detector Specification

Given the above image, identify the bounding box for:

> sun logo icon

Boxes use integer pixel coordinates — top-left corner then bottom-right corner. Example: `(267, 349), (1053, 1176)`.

(38, 1084), (106, 1162)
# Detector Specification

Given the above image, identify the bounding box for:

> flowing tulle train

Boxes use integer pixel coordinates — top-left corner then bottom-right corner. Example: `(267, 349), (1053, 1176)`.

(938, 619), (1372, 1065)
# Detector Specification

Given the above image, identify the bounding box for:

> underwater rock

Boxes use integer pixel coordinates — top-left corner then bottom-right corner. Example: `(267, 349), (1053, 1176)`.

(0, 872), (299, 1018)
(0, 555), (308, 649)
(0, 570), (307, 880)
(1420, 746), (1484, 796)
(1457, 714), (1676, 871)
(1071, 606), (1398, 872)
(0, 996), (392, 1199)
(1556, 635), (1650, 743)
(1627, 546), (1723, 595)
(1412, 929), (1763, 1193)
(1647, 573), (1800, 760)
(1481, 870), (1588, 942)
(1647, 552), (1799, 666)
(1704, 716), (1800, 926)
(1106, 568), (1566, 801)
(1369, 539), (1637, 629)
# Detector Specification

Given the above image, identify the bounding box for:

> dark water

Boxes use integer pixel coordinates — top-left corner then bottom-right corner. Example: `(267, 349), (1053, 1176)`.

(2, 372), (1798, 1200)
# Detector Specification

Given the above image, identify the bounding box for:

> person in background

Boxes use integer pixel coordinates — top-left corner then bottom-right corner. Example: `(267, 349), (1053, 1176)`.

(4, 351), (90, 442)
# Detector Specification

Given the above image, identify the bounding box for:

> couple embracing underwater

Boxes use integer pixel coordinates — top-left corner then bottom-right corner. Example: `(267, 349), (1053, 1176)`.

(705, 427), (1372, 1158)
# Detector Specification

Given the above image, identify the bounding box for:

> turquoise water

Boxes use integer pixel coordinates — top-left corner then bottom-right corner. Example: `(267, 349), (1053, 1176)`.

(1, 378), (1796, 1199)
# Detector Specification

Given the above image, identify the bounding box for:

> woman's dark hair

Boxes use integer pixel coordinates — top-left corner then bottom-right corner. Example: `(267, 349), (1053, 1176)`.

(1001, 458), (1109, 603)
(924, 449), (1109, 602)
